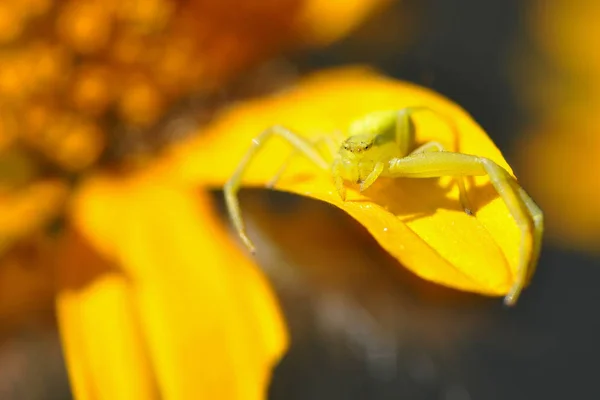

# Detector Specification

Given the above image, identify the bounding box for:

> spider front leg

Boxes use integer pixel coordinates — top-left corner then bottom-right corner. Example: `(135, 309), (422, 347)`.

(332, 157), (347, 201)
(386, 151), (543, 306)
(267, 134), (338, 188)
(224, 126), (329, 253)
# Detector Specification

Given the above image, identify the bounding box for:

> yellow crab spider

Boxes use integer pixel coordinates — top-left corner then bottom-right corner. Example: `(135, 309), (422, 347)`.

(224, 107), (543, 306)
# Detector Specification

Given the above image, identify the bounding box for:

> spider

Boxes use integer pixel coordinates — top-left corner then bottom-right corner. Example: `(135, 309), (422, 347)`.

(224, 107), (543, 306)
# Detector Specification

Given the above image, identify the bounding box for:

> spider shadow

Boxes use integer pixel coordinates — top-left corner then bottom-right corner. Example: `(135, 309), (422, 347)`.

(355, 176), (499, 224)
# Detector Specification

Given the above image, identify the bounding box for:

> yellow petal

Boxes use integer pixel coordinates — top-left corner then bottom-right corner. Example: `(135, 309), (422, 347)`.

(55, 230), (158, 400)
(171, 67), (523, 297)
(64, 170), (287, 399)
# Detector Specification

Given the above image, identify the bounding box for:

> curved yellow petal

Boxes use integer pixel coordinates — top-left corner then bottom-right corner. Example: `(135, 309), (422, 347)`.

(55, 230), (158, 400)
(64, 170), (287, 399)
(172, 67), (523, 297)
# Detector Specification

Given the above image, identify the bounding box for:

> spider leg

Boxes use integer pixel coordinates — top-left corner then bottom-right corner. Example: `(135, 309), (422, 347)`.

(359, 162), (385, 192)
(224, 126), (329, 253)
(401, 104), (470, 213)
(507, 179), (544, 289)
(386, 151), (543, 306)
(267, 135), (338, 188)
(408, 141), (473, 215)
(395, 108), (416, 156)
(332, 157), (346, 201)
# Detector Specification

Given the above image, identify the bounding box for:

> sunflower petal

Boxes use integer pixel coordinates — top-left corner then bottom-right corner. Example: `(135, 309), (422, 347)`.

(172, 67), (524, 296)
(65, 171), (287, 399)
(55, 230), (158, 400)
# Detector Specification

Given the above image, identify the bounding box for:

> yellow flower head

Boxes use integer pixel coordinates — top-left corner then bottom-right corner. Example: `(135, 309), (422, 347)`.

(173, 67), (541, 302)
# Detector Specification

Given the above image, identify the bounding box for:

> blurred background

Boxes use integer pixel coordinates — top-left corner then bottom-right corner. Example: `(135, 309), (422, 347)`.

(1, 0), (600, 399)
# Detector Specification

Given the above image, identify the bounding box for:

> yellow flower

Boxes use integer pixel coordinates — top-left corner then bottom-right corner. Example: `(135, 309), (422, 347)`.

(4, 0), (540, 397)
(56, 169), (287, 399)
(50, 63), (536, 399)
(0, 0), (389, 171)
(0, 0), (391, 399)
(515, 0), (600, 251)
(172, 67), (531, 299)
